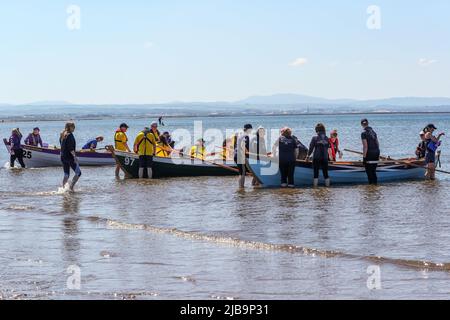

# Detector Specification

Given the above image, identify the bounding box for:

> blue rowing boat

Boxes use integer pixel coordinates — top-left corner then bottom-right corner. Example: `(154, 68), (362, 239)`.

(247, 156), (426, 187)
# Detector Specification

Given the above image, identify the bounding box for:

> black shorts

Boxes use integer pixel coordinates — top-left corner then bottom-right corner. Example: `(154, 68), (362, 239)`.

(139, 155), (153, 168)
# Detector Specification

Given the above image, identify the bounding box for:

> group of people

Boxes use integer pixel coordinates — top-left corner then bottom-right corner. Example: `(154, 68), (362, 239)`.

(7, 127), (44, 168)
(233, 119), (381, 188)
(113, 121), (177, 179)
(5, 118), (445, 189)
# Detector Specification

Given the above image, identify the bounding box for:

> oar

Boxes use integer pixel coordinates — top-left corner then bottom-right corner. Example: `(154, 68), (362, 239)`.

(159, 146), (240, 174)
(344, 148), (450, 175)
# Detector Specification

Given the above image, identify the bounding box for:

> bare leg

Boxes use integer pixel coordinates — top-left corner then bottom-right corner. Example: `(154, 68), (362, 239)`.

(115, 164), (121, 178)
(63, 175), (70, 188)
(138, 168), (145, 179)
(239, 169), (246, 188)
(69, 175), (80, 191)
(147, 168), (153, 179)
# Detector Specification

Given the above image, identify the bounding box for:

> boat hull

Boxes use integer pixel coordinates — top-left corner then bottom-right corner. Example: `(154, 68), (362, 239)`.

(247, 157), (426, 187)
(114, 150), (238, 178)
(3, 139), (115, 168)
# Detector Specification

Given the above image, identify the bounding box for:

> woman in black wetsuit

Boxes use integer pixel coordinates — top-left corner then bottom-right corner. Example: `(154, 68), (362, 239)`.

(60, 122), (82, 191)
(307, 123), (330, 187)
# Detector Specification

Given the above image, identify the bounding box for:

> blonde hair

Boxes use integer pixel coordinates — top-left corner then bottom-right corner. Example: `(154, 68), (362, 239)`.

(60, 122), (75, 141)
(12, 128), (22, 137)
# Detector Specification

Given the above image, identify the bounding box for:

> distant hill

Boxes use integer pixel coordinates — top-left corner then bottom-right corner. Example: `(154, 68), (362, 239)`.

(235, 94), (450, 107)
(237, 93), (355, 105)
(24, 100), (73, 106)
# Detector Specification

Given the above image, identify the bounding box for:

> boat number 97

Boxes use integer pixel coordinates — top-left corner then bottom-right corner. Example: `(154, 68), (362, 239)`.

(124, 157), (135, 166)
(22, 150), (32, 159)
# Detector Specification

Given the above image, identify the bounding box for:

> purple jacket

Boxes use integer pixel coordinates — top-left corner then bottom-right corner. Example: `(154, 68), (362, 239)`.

(25, 133), (43, 147)
(9, 133), (22, 151)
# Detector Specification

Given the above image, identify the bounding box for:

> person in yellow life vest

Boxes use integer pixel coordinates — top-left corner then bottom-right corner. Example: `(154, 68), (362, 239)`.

(156, 132), (173, 157)
(133, 127), (157, 179)
(190, 138), (206, 160)
(150, 121), (161, 144)
(114, 123), (131, 178)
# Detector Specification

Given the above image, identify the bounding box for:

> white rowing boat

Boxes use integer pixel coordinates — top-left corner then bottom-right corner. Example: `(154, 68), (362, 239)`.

(3, 138), (115, 168)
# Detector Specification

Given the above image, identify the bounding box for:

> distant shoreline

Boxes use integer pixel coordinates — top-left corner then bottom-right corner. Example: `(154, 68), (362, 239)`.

(1, 111), (450, 123)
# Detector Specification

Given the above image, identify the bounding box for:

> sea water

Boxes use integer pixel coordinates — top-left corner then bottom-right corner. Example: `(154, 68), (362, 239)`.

(1, 111), (450, 299)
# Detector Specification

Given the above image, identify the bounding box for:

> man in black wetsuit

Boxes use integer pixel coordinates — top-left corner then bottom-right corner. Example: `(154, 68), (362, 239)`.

(361, 119), (380, 185)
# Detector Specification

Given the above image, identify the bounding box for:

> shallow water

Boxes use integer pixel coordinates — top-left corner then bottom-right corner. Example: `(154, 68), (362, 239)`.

(1, 113), (450, 299)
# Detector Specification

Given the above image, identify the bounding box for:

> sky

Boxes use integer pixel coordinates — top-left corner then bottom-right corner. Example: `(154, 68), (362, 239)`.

(0, 0), (449, 104)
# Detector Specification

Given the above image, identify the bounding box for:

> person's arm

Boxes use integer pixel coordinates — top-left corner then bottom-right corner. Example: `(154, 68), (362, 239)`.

(362, 139), (368, 158)
(124, 141), (131, 152)
(24, 134), (30, 145)
(38, 135), (43, 147)
(307, 137), (315, 159)
(133, 135), (140, 153)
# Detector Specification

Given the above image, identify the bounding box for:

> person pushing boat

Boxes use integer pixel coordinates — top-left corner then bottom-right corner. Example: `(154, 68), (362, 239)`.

(423, 123), (445, 180)
(24, 127), (43, 147)
(60, 122), (81, 191)
(234, 124), (253, 188)
(307, 123), (330, 187)
(277, 127), (299, 188)
(134, 126), (157, 179)
(82, 136), (104, 150)
(8, 128), (26, 168)
(114, 123), (131, 178)
(361, 119), (380, 185)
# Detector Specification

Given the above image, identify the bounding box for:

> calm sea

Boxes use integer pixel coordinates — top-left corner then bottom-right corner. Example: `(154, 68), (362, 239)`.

(1, 111), (450, 299)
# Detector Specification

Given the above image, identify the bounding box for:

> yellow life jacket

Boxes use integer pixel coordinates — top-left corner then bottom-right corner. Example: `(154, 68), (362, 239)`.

(190, 145), (206, 160)
(114, 130), (128, 151)
(134, 131), (156, 156)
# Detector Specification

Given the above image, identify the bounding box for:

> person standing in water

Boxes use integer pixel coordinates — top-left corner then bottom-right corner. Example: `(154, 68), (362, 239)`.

(60, 122), (81, 191)
(250, 126), (268, 186)
(134, 126), (157, 179)
(423, 124), (445, 180)
(277, 127), (299, 188)
(234, 124), (253, 188)
(24, 127), (43, 147)
(9, 128), (26, 168)
(361, 119), (380, 185)
(114, 123), (131, 178)
(307, 123), (330, 187)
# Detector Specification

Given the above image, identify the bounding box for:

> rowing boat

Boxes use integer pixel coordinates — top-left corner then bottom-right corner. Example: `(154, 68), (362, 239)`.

(112, 149), (238, 178)
(247, 155), (426, 187)
(3, 138), (115, 168)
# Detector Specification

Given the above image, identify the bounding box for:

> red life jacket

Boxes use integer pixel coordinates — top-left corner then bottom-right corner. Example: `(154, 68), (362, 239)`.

(329, 137), (339, 161)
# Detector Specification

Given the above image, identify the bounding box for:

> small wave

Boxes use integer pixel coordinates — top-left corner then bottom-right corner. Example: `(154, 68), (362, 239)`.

(3, 205), (35, 211)
(106, 219), (450, 272)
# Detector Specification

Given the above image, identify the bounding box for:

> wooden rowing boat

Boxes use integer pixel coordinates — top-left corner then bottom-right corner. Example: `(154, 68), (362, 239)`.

(247, 155), (426, 187)
(111, 148), (238, 178)
(3, 138), (115, 168)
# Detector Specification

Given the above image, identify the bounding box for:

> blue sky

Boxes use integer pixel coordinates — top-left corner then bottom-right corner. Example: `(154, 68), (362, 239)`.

(0, 0), (449, 104)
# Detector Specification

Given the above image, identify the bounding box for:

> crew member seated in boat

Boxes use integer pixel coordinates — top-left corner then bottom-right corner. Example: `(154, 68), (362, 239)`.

(328, 129), (343, 162)
(82, 136), (104, 150)
(8, 128), (26, 168)
(190, 138), (206, 160)
(361, 119), (380, 185)
(277, 127), (299, 188)
(234, 124), (253, 188)
(307, 123), (330, 187)
(156, 132), (174, 157)
(134, 127), (157, 179)
(24, 127), (43, 147)
(423, 124), (445, 180)
(150, 121), (161, 144)
(415, 131), (427, 159)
